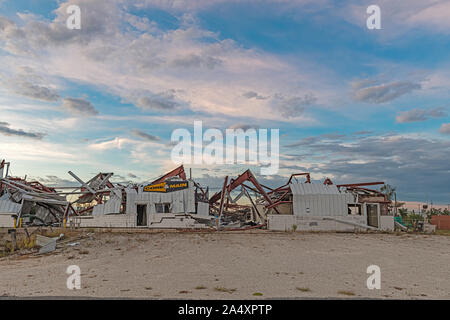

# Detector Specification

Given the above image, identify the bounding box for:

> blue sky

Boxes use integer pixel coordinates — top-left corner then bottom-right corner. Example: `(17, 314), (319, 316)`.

(0, 0), (449, 202)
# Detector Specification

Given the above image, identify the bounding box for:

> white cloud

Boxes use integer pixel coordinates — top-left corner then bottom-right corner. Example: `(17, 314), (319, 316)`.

(88, 137), (136, 150)
(0, 0), (329, 122)
(408, 1), (450, 32)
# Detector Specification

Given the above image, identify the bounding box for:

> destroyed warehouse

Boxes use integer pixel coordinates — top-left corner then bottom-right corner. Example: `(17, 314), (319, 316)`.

(1, 159), (395, 231)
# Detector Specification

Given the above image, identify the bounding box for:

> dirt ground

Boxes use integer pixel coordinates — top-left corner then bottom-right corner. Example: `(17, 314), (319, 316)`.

(0, 229), (449, 299)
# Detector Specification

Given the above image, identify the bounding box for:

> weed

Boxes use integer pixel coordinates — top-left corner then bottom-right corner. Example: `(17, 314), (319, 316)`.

(337, 290), (355, 296)
(195, 285), (207, 290)
(214, 287), (237, 294)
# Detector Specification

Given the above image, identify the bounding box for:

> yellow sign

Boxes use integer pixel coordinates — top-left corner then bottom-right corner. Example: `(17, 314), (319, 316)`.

(143, 181), (188, 193)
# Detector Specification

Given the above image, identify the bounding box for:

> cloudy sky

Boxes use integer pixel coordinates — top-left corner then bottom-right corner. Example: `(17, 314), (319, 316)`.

(0, 0), (449, 202)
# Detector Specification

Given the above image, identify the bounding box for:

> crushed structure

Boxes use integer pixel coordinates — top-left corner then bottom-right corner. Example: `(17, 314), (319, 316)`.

(0, 159), (394, 232)
(71, 166), (212, 228)
(0, 160), (74, 228)
(209, 170), (394, 232)
(265, 176), (393, 232)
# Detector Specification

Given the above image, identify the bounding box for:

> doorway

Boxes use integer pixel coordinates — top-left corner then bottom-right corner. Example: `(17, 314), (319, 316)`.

(137, 204), (147, 226)
(366, 204), (379, 228)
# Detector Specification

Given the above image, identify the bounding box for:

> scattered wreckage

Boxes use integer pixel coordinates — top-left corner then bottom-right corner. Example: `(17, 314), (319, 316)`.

(0, 158), (399, 232)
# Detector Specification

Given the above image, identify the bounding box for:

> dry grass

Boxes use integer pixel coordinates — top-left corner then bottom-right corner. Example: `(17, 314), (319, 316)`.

(436, 230), (450, 236)
(337, 290), (355, 296)
(296, 287), (311, 292)
(214, 286), (237, 294)
(0, 234), (37, 256)
(0, 228), (86, 258)
(195, 285), (207, 290)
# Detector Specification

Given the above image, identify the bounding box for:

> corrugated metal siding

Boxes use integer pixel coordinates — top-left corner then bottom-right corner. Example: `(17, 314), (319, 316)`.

(197, 202), (209, 216)
(92, 189), (122, 215)
(290, 183), (355, 217)
(290, 183), (340, 195)
(0, 199), (22, 214)
(125, 188), (137, 215)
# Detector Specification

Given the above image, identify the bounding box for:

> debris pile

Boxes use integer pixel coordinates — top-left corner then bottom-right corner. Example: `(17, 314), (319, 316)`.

(0, 160), (73, 226)
(1, 158), (397, 232)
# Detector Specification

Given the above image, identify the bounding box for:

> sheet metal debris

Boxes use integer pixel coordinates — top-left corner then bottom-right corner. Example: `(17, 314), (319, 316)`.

(1, 158), (392, 231)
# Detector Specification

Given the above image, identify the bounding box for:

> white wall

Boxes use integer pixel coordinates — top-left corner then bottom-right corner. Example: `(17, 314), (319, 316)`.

(267, 214), (367, 232)
(197, 202), (209, 216)
(379, 216), (394, 231)
(292, 194), (355, 217)
(70, 214), (136, 228)
(0, 214), (14, 228)
(147, 213), (208, 228)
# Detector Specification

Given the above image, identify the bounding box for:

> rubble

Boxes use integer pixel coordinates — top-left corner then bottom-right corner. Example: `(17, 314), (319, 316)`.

(0, 158), (397, 232)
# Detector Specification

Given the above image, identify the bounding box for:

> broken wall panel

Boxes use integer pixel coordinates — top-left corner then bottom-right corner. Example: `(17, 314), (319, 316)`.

(196, 202), (209, 216)
(0, 198), (22, 214)
(92, 189), (122, 215)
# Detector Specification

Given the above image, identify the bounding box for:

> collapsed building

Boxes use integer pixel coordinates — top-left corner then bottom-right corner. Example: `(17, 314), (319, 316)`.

(208, 171), (394, 232)
(71, 166), (212, 228)
(0, 159), (394, 231)
(264, 174), (393, 232)
(0, 160), (73, 228)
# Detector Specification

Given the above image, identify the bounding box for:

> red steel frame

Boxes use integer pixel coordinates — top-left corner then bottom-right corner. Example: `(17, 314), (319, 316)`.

(209, 169), (280, 214)
(150, 165), (186, 185)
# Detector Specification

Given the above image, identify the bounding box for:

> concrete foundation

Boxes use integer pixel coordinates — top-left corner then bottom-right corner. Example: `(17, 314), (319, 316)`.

(69, 213), (209, 229)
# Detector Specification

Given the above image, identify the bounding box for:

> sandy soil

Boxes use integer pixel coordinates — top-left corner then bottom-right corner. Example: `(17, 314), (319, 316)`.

(0, 229), (449, 299)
